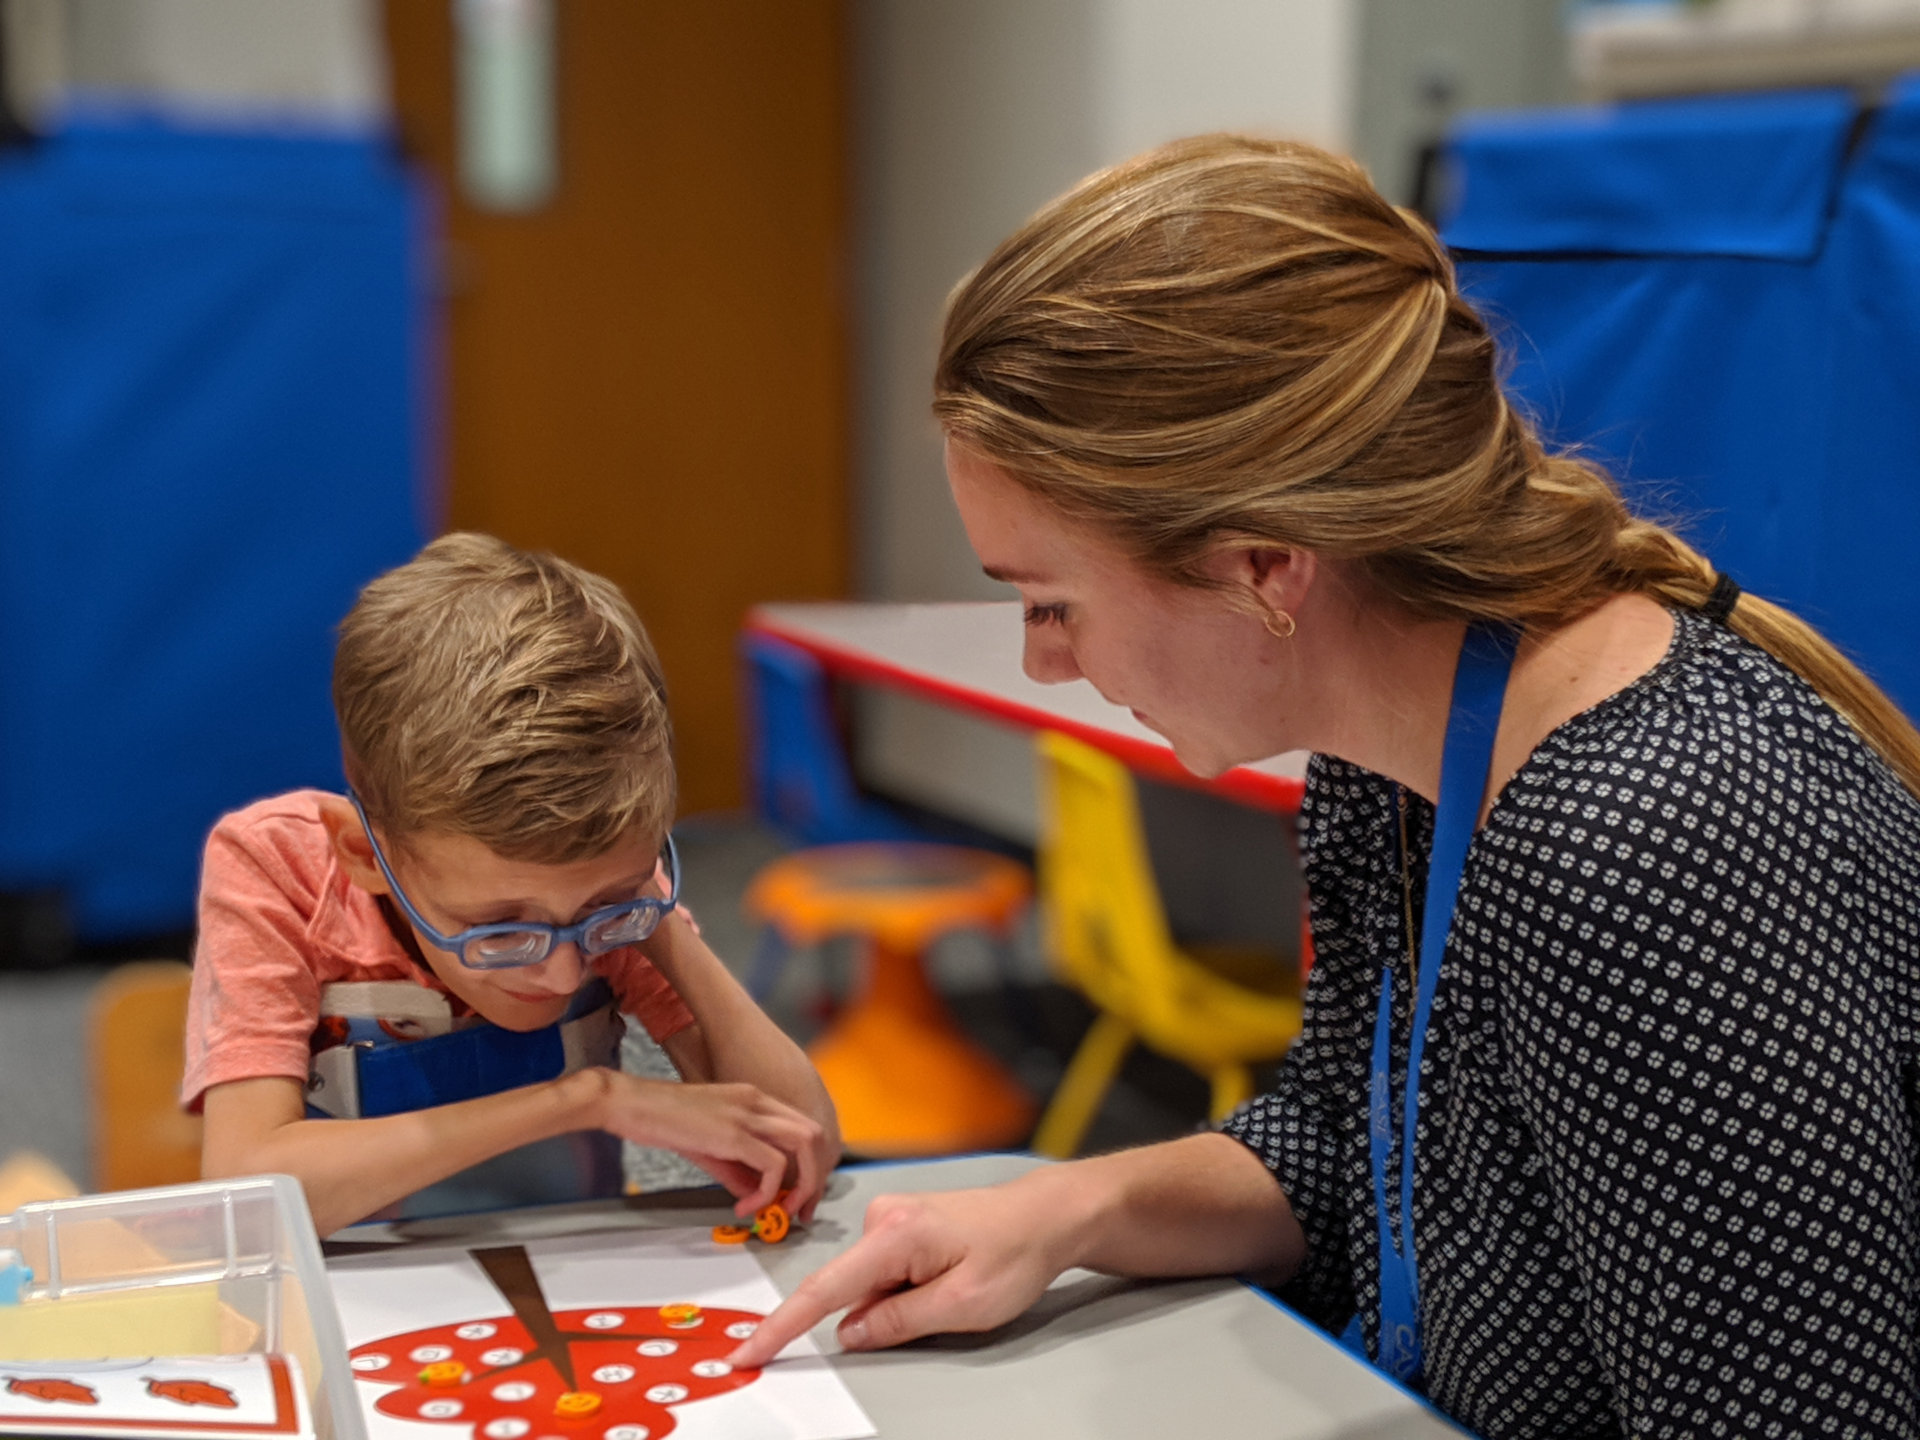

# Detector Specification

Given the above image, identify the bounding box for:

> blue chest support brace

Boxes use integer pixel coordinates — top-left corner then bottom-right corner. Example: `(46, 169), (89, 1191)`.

(306, 978), (626, 1219)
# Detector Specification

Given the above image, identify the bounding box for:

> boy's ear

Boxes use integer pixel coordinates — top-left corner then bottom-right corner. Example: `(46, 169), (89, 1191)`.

(317, 793), (390, 896)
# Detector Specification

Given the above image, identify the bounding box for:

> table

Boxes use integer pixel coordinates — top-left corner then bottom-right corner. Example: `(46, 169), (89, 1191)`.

(329, 1154), (1465, 1439)
(745, 602), (1307, 814)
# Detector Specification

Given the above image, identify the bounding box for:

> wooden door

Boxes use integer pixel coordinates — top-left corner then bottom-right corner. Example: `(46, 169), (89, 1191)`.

(383, 0), (849, 812)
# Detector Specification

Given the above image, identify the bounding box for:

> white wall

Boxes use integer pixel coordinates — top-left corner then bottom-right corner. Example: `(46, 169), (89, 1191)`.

(1096, 0), (1353, 160)
(4, 0), (387, 129)
(851, 0), (1355, 838)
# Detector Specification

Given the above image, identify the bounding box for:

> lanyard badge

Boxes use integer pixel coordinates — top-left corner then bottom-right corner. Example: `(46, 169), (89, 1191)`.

(1368, 623), (1514, 1384)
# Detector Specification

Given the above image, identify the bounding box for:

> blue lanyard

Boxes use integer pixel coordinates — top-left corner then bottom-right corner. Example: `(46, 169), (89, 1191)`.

(1368, 623), (1515, 1383)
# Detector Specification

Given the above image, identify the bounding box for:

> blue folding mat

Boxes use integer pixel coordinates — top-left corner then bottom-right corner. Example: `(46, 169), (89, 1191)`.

(0, 117), (431, 940)
(1442, 79), (1920, 716)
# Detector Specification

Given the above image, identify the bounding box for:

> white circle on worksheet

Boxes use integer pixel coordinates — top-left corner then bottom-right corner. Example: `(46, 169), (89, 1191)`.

(643, 1384), (687, 1404)
(604, 1427), (649, 1440)
(490, 1382), (536, 1403)
(480, 1348), (525, 1368)
(635, 1340), (676, 1357)
(410, 1345), (454, 1363)
(590, 1365), (634, 1385)
(484, 1421), (529, 1439)
(582, 1312), (625, 1330)
(419, 1400), (463, 1420)
(688, 1360), (730, 1379)
(350, 1354), (390, 1372)
(456, 1323), (498, 1341)
(723, 1322), (757, 1340)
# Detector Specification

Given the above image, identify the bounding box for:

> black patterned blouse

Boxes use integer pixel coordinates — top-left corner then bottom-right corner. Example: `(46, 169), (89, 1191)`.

(1222, 609), (1920, 1438)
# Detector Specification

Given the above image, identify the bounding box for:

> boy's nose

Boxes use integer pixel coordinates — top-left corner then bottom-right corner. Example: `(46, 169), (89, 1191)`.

(520, 942), (584, 995)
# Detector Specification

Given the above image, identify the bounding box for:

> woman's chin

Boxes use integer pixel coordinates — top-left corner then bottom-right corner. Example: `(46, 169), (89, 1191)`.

(1166, 740), (1232, 780)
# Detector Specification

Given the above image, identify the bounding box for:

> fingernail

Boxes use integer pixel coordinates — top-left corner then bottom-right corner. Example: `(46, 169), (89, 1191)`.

(841, 1319), (868, 1349)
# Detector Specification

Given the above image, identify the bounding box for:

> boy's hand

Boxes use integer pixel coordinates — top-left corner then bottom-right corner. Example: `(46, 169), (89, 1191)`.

(587, 1071), (828, 1218)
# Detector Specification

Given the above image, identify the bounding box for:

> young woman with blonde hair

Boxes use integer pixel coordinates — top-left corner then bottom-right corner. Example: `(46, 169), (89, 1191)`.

(733, 135), (1920, 1438)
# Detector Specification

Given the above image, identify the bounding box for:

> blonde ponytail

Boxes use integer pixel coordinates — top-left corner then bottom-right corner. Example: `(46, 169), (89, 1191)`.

(1607, 516), (1920, 797)
(935, 132), (1920, 800)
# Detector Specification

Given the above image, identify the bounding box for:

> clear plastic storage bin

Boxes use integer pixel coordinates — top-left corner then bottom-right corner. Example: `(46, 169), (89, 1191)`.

(0, 1174), (363, 1440)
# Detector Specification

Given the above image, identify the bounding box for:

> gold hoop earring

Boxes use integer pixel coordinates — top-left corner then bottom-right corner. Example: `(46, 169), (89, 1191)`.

(1263, 609), (1296, 641)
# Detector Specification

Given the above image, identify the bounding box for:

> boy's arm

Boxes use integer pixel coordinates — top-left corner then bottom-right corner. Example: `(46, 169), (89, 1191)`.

(643, 911), (842, 1217)
(202, 1063), (823, 1236)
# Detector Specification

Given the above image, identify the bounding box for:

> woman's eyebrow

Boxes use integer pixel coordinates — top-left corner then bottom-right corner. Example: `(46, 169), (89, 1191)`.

(982, 563), (1048, 583)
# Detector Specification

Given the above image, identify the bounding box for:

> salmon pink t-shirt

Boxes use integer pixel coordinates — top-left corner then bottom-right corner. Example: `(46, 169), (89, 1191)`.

(182, 790), (694, 1112)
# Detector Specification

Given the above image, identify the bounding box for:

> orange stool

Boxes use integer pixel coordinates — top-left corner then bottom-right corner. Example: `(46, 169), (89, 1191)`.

(744, 843), (1035, 1156)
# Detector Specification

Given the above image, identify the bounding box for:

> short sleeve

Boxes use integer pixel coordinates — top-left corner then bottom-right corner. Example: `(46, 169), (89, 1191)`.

(1221, 755), (1396, 1334)
(1221, 1031), (1359, 1331)
(182, 819), (330, 1110)
(597, 948), (694, 1044)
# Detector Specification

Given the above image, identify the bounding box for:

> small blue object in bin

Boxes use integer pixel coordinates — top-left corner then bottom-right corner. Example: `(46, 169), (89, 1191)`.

(0, 1249), (31, 1304)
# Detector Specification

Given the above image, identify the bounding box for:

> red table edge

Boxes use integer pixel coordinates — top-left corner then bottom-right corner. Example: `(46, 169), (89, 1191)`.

(744, 608), (1305, 815)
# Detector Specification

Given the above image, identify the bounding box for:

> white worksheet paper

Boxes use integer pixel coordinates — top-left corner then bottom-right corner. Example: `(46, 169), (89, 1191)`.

(328, 1229), (873, 1440)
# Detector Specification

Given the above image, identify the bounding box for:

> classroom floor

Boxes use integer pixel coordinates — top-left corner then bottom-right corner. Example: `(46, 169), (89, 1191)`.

(0, 815), (1229, 1192)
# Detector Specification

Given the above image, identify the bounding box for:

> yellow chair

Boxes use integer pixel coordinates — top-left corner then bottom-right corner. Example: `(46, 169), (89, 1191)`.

(1031, 731), (1303, 1158)
(89, 961), (203, 1192)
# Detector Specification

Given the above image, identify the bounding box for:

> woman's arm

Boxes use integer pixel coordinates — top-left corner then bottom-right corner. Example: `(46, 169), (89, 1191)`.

(202, 1062), (824, 1236)
(727, 1131), (1302, 1367)
(641, 910), (841, 1217)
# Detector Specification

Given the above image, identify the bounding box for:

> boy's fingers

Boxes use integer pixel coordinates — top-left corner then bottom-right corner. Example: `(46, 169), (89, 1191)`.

(687, 1153), (757, 1198)
(731, 1143), (785, 1216)
(789, 1144), (824, 1223)
(726, 1230), (916, 1368)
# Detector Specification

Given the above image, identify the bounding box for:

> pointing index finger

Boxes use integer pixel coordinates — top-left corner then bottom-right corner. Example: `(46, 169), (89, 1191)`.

(727, 1229), (914, 1368)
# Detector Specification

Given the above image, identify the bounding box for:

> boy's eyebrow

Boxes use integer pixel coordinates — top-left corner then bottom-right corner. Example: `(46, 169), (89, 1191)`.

(449, 871), (656, 927)
(583, 874), (655, 909)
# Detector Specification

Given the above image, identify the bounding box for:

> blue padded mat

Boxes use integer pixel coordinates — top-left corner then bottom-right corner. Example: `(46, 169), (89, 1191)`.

(0, 117), (432, 939)
(1445, 81), (1920, 719)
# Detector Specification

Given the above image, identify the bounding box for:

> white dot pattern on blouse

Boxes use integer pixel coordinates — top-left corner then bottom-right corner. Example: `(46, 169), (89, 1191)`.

(1222, 609), (1920, 1439)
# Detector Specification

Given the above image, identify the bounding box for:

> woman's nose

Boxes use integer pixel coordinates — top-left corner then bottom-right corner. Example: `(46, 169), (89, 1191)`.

(1022, 628), (1082, 684)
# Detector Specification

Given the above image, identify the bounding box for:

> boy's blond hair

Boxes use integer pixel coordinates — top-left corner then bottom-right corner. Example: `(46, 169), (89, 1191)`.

(334, 532), (675, 863)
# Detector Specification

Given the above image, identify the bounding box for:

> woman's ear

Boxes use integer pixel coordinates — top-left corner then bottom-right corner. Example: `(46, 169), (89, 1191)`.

(1217, 542), (1316, 620)
(317, 793), (390, 896)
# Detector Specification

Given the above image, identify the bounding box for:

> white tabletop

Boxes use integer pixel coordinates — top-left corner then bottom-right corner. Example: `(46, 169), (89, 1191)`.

(747, 602), (1307, 813)
(329, 1155), (1466, 1440)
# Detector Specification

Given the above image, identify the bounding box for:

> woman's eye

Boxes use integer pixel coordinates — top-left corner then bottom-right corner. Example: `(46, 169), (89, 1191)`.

(1023, 602), (1067, 627)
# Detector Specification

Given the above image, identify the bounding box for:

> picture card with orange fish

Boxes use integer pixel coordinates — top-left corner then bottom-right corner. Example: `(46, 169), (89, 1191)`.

(0, 1354), (309, 1439)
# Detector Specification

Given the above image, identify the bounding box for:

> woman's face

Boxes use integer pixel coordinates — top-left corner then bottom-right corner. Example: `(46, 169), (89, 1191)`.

(946, 441), (1299, 778)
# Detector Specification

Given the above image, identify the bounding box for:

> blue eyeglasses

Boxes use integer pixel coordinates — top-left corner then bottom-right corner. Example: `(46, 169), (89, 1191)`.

(346, 789), (680, 971)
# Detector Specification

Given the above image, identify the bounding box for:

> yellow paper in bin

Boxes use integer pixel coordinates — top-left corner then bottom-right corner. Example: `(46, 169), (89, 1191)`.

(0, 1280), (262, 1361)
(0, 1177), (359, 1440)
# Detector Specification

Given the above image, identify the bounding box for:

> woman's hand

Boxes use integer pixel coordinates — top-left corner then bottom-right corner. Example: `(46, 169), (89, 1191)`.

(726, 1171), (1084, 1367)
(726, 1135), (1304, 1369)
(586, 1070), (829, 1218)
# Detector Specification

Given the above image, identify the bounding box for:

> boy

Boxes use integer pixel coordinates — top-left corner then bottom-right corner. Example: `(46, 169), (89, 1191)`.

(183, 533), (838, 1234)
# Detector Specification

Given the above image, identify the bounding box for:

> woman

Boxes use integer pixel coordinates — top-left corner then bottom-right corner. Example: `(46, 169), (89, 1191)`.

(731, 135), (1920, 1438)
